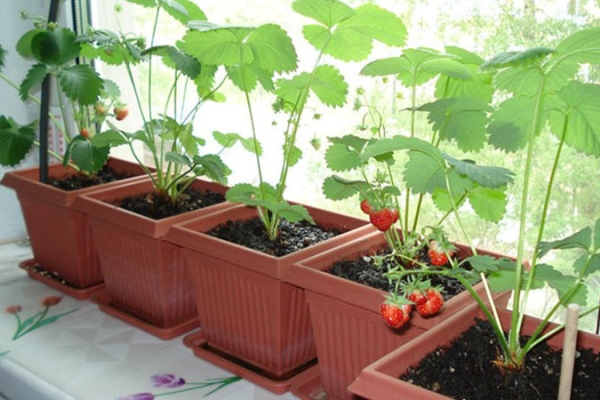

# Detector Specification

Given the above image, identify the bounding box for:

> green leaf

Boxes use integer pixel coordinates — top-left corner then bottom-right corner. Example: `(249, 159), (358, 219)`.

(467, 186), (508, 223)
(538, 226), (592, 258)
(101, 79), (121, 98)
(292, 0), (355, 28)
(0, 44), (5, 69)
(213, 131), (263, 156)
(443, 154), (514, 189)
(419, 97), (491, 152)
(57, 64), (104, 105)
(553, 26), (600, 66)
(534, 264), (587, 305)
(404, 151), (447, 194)
(124, 0), (155, 7)
(19, 63), (49, 101)
(15, 29), (45, 59)
(194, 64), (218, 98)
(431, 173), (472, 211)
(595, 219), (600, 251)
(161, 0), (207, 24)
(30, 28), (81, 66)
(322, 175), (369, 200)
(487, 259), (519, 292)
(286, 144), (303, 167)
(325, 141), (363, 172)
(275, 202), (315, 224)
(435, 48), (494, 102)
(67, 136), (109, 173)
(488, 97), (538, 153)
(0, 116), (36, 166)
(165, 152), (191, 165)
(245, 24), (298, 74)
(148, 45), (201, 79)
(481, 47), (555, 70)
(91, 130), (128, 147)
(549, 81), (600, 157)
(192, 154), (230, 184)
(182, 27), (254, 67)
(361, 48), (471, 87)
(226, 183), (260, 203)
(467, 255), (503, 273)
(276, 65), (348, 109)
(360, 135), (442, 163)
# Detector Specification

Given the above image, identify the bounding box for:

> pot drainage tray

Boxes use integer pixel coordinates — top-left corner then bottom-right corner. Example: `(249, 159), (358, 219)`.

(19, 259), (105, 301)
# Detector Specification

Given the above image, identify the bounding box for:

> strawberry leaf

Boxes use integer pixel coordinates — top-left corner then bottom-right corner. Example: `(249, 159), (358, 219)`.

(274, 202), (315, 224)
(325, 142), (363, 172)
(538, 225), (592, 258)
(467, 186), (508, 223)
(481, 47), (555, 70)
(404, 151), (446, 194)
(67, 136), (110, 173)
(30, 28), (81, 66)
(487, 97), (539, 153)
(550, 81), (600, 157)
(533, 264), (587, 306)
(443, 154), (514, 189)
(0, 44), (5, 69)
(91, 130), (128, 147)
(0, 116), (36, 166)
(19, 63), (49, 101)
(361, 48), (471, 87)
(161, 0), (207, 24)
(322, 175), (369, 200)
(213, 131), (263, 156)
(466, 255), (502, 273)
(419, 97), (491, 152)
(15, 29), (45, 59)
(57, 65), (104, 105)
(435, 47), (493, 102)
(182, 26), (255, 67)
(192, 154), (230, 184)
(147, 45), (201, 79)
(245, 24), (298, 74)
(276, 65), (348, 109)
(296, 1), (405, 62)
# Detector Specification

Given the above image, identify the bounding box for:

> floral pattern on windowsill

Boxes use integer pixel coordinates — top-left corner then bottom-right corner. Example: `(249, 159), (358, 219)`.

(117, 373), (242, 399)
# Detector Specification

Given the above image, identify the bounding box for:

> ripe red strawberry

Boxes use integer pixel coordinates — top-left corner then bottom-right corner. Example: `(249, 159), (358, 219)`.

(79, 128), (90, 138)
(407, 289), (427, 306)
(369, 208), (394, 231)
(416, 288), (444, 317)
(380, 302), (412, 329)
(360, 199), (372, 215)
(427, 240), (454, 266)
(114, 105), (129, 121)
(389, 208), (399, 223)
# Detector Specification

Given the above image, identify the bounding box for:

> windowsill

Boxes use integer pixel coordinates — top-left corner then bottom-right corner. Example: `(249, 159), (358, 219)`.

(0, 241), (298, 400)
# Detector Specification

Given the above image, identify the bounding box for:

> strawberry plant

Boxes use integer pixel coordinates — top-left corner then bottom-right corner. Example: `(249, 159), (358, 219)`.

(0, 19), (120, 174)
(386, 27), (600, 372)
(322, 45), (514, 318)
(80, 0), (231, 204)
(181, 0), (406, 241)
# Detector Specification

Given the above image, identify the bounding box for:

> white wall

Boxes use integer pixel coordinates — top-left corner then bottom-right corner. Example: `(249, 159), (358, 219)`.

(0, 0), (71, 243)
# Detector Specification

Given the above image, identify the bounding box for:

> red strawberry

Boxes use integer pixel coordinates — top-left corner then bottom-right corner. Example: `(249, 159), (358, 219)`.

(360, 199), (372, 215)
(369, 208), (394, 231)
(380, 302), (412, 329)
(389, 208), (399, 223)
(114, 105), (129, 121)
(416, 288), (444, 317)
(407, 289), (427, 306)
(79, 128), (90, 138)
(427, 240), (454, 266)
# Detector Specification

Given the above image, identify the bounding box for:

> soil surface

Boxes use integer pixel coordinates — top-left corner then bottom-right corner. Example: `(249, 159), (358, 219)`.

(49, 164), (131, 190)
(328, 250), (467, 300)
(401, 318), (600, 399)
(119, 189), (225, 220)
(208, 217), (342, 257)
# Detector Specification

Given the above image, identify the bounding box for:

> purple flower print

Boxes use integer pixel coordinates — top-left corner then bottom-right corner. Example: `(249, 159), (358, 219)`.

(150, 373), (186, 388)
(116, 393), (154, 400)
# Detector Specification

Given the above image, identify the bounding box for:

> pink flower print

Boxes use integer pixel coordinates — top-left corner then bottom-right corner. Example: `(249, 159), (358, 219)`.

(150, 373), (185, 388)
(116, 393), (154, 400)
(5, 305), (22, 314)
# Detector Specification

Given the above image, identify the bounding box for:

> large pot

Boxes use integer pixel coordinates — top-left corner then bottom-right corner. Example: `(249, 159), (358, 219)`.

(165, 205), (374, 394)
(0, 157), (146, 299)
(72, 176), (232, 340)
(284, 231), (510, 400)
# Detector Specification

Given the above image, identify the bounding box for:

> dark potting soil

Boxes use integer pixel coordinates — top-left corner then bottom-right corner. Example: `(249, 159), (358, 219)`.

(328, 251), (467, 300)
(119, 189), (225, 220)
(207, 217), (342, 257)
(49, 164), (131, 191)
(400, 318), (600, 399)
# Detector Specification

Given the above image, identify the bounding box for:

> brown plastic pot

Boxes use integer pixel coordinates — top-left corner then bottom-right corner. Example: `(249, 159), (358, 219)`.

(284, 231), (510, 400)
(72, 177), (233, 340)
(0, 158), (146, 298)
(164, 205), (375, 394)
(348, 301), (599, 400)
